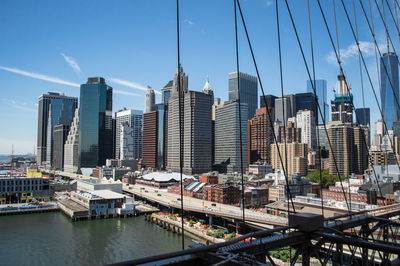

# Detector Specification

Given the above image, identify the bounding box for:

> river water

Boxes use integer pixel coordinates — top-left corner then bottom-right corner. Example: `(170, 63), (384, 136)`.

(0, 212), (195, 266)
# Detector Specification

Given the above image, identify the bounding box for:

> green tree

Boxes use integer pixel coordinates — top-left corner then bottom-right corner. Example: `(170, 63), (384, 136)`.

(306, 170), (346, 189)
(225, 232), (236, 240)
(213, 229), (225, 238)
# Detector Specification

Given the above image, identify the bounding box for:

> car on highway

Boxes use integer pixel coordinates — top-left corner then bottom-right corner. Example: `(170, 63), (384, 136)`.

(177, 198), (181, 201)
(211, 203), (216, 207)
(157, 194), (161, 196)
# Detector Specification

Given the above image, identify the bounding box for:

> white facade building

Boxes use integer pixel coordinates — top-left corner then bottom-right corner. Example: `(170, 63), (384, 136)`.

(64, 108), (79, 173)
(115, 108), (143, 160)
(120, 123), (135, 159)
(296, 109), (316, 148)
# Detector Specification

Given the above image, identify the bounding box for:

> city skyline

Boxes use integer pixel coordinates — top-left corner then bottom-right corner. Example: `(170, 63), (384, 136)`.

(0, 0), (395, 154)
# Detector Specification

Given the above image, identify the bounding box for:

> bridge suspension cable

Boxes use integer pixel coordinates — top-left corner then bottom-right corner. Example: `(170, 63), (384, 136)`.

(176, 0), (185, 251)
(235, 0), (297, 213)
(233, 0), (246, 224)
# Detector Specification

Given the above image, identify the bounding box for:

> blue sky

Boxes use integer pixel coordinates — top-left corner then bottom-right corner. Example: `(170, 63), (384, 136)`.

(0, 0), (397, 154)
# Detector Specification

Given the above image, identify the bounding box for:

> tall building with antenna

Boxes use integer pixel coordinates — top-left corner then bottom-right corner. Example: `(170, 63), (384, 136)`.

(380, 52), (399, 131)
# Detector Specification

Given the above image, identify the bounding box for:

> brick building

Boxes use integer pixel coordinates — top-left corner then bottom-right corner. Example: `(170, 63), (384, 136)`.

(202, 184), (240, 205)
(199, 175), (218, 184)
(248, 107), (274, 164)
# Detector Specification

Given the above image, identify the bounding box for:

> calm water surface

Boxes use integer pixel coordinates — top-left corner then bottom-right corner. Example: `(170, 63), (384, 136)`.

(0, 212), (194, 266)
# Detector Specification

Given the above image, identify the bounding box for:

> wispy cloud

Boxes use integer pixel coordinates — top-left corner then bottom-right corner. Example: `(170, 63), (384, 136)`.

(184, 19), (193, 25)
(326, 41), (385, 65)
(0, 65), (80, 87)
(61, 53), (81, 74)
(113, 89), (140, 97)
(1, 98), (36, 113)
(109, 77), (161, 94)
(266, 0), (273, 7)
(0, 66), (142, 97)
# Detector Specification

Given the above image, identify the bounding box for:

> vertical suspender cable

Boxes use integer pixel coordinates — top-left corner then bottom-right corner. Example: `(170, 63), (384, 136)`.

(317, 0), (385, 201)
(335, 0), (387, 198)
(382, 0), (390, 53)
(383, 0), (400, 41)
(287, 0), (351, 212)
(275, 0), (291, 216)
(233, 0), (246, 224)
(394, 0), (400, 43)
(359, 0), (400, 167)
(176, 0), (185, 251)
(235, 0), (296, 213)
(353, 0), (367, 132)
(307, 0), (324, 217)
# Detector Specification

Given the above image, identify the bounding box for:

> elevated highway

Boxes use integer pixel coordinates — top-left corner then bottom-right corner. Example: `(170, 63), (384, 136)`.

(123, 184), (287, 227)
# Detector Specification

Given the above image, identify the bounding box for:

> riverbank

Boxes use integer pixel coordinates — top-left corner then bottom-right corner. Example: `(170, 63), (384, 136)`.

(148, 213), (233, 244)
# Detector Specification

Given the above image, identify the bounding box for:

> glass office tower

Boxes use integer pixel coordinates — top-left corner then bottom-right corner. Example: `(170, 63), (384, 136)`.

(78, 77), (113, 169)
(37, 92), (77, 167)
(380, 52), (400, 131)
(45, 97), (77, 167)
(307, 79), (328, 124)
(229, 72), (258, 120)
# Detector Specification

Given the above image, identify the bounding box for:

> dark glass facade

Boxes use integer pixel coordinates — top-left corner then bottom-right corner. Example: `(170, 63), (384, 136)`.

(355, 108), (370, 126)
(157, 104), (167, 169)
(307, 79), (328, 124)
(46, 98), (76, 166)
(295, 92), (317, 123)
(53, 124), (70, 170)
(380, 52), (399, 131)
(229, 72), (258, 120)
(78, 77), (113, 168)
(260, 95), (277, 109)
(37, 92), (77, 166)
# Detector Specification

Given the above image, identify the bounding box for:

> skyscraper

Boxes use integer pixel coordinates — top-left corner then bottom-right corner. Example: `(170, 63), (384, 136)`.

(328, 123), (368, 177)
(331, 74), (353, 124)
(78, 77), (113, 169)
(307, 80), (328, 124)
(260, 95), (277, 109)
(142, 103), (168, 170)
(142, 110), (158, 169)
(275, 97), (291, 125)
(296, 110), (316, 149)
(53, 124), (70, 170)
(145, 87), (155, 113)
(161, 80), (173, 105)
(270, 142), (308, 177)
(167, 66), (212, 174)
(214, 102), (248, 173)
(115, 108), (143, 160)
(37, 92), (77, 166)
(64, 108), (79, 173)
(228, 72), (258, 120)
(355, 108), (370, 126)
(380, 52), (400, 131)
(248, 107), (274, 164)
(295, 92), (318, 124)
